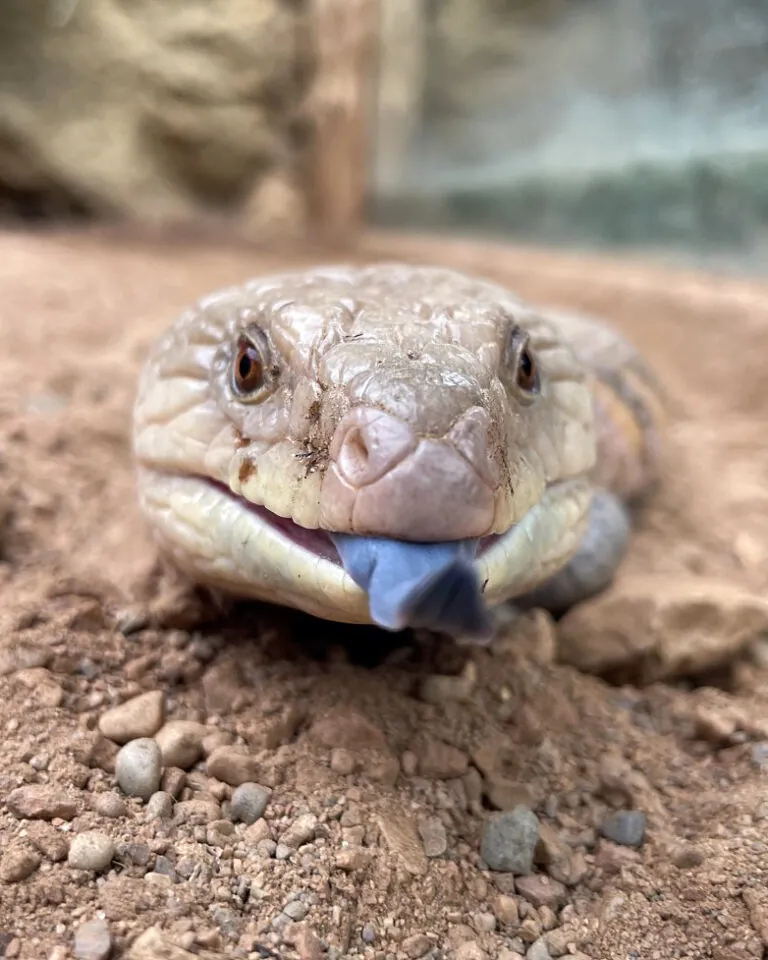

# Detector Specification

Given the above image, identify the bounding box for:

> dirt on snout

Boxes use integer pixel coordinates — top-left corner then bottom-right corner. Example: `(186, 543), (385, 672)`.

(1, 226), (768, 960)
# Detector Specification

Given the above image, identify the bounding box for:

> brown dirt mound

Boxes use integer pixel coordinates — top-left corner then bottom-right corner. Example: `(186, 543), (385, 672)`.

(1, 226), (768, 960)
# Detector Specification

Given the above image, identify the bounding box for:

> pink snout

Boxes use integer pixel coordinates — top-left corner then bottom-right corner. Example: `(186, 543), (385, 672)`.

(320, 407), (496, 540)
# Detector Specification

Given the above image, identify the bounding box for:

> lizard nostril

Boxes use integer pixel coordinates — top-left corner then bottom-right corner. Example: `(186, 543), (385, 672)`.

(339, 427), (371, 480)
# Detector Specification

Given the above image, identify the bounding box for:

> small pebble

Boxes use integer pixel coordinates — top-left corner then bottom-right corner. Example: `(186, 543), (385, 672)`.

(0, 847), (40, 883)
(526, 939), (552, 960)
(402, 933), (433, 959)
(115, 738), (163, 800)
(154, 855), (177, 881)
(146, 791), (174, 820)
(91, 793), (127, 819)
(361, 924), (376, 944)
(283, 900), (309, 921)
(418, 816), (448, 858)
(73, 918), (112, 960)
(99, 690), (165, 744)
(330, 748), (356, 775)
(472, 911), (496, 934)
(154, 720), (208, 769)
(68, 831), (115, 872)
(229, 782), (271, 824)
(455, 942), (487, 960)
(515, 875), (567, 909)
(481, 806), (540, 874)
(6, 785), (78, 821)
(599, 810), (646, 847)
(280, 813), (317, 849)
(671, 843), (705, 869)
(493, 894), (520, 927)
(206, 746), (261, 786)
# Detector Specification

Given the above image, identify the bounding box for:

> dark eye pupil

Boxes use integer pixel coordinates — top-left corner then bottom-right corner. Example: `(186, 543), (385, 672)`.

(519, 350), (532, 378)
(238, 352), (254, 380)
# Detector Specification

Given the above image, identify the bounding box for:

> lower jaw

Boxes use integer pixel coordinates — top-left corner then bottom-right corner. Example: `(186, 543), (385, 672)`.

(206, 479), (503, 564)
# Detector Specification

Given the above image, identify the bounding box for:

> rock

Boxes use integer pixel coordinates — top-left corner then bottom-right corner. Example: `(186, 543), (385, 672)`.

(229, 782), (271, 824)
(481, 806), (540, 874)
(455, 942), (487, 960)
(154, 720), (208, 769)
(279, 813), (317, 849)
(599, 810), (647, 847)
(557, 575), (768, 682)
(526, 939), (552, 960)
(418, 816), (448, 858)
(402, 933), (433, 958)
(125, 926), (199, 959)
(290, 923), (325, 960)
(15, 667), (63, 707)
(534, 822), (584, 886)
(0, 2), (306, 230)
(335, 847), (372, 871)
(99, 691), (165, 744)
(0, 847), (40, 883)
(515, 875), (567, 909)
(671, 843), (705, 869)
(206, 746), (261, 786)
(329, 748), (356, 775)
(68, 831), (116, 872)
(376, 805), (428, 876)
(73, 918), (112, 960)
(493, 894), (520, 927)
(6, 785), (79, 821)
(283, 900), (309, 921)
(91, 793), (127, 819)
(418, 661), (477, 703)
(27, 822), (69, 862)
(115, 739), (163, 800)
(411, 733), (468, 780)
(472, 911), (497, 934)
(146, 791), (174, 820)
(244, 819), (272, 844)
(308, 708), (388, 752)
(173, 799), (221, 823)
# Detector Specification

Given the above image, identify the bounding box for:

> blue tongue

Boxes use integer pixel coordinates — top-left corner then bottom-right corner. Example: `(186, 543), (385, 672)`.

(330, 534), (492, 640)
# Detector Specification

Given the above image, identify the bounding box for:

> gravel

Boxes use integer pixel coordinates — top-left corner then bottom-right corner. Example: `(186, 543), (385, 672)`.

(73, 918), (112, 960)
(91, 793), (127, 819)
(115, 738), (163, 800)
(98, 690), (165, 744)
(599, 810), (647, 847)
(145, 790), (174, 819)
(154, 720), (207, 769)
(0, 847), (40, 883)
(481, 806), (540, 874)
(67, 832), (115, 872)
(6, 785), (78, 821)
(229, 782), (271, 824)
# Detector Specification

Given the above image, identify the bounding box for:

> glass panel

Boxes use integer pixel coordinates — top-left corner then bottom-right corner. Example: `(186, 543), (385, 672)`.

(371, 0), (768, 275)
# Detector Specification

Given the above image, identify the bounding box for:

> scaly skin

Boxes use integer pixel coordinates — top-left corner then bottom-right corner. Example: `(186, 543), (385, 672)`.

(132, 263), (665, 627)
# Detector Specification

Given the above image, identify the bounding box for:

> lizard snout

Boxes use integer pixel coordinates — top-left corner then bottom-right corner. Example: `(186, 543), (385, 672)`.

(320, 406), (497, 540)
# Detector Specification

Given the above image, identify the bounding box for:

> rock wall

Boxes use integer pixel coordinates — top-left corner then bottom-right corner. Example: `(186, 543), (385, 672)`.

(0, 0), (311, 231)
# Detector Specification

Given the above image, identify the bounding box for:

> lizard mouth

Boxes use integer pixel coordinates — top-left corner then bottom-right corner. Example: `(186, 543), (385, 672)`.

(207, 480), (501, 562)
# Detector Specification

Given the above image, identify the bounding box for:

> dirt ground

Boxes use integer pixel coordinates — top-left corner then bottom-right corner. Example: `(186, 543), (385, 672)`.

(1, 225), (768, 960)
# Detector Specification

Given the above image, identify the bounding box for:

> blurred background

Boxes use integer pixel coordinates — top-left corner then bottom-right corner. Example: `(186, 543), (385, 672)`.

(1, 0), (766, 275)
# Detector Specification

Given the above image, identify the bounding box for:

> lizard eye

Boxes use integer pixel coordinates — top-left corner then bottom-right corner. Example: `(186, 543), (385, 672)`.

(231, 330), (275, 402)
(504, 326), (540, 397)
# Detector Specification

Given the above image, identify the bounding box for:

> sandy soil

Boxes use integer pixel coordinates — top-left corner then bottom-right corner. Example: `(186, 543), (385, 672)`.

(1, 226), (768, 960)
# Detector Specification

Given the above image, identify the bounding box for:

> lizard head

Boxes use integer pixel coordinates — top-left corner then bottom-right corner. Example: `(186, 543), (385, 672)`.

(132, 263), (596, 633)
